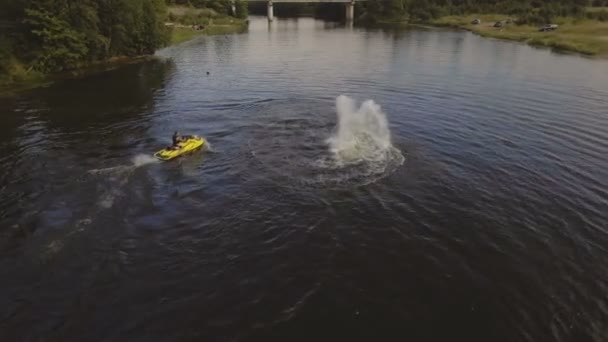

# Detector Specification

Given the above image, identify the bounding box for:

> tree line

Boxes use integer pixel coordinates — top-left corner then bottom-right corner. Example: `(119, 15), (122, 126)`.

(362, 0), (605, 24)
(248, 0), (606, 24)
(0, 0), (249, 84)
(0, 0), (170, 83)
(166, 0), (247, 19)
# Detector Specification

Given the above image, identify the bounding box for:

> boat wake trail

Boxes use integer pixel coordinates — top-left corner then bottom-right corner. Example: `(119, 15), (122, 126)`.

(88, 154), (158, 176)
(37, 154), (159, 260)
(131, 154), (159, 167)
(86, 154), (158, 209)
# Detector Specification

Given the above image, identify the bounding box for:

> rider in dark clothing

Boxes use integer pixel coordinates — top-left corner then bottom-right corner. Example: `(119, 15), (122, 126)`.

(168, 131), (195, 150)
(168, 131), (183, 150)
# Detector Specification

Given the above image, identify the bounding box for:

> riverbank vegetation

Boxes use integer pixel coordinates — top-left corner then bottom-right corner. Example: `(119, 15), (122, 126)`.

(170, 22), (248, 44)
(166, 5), (248, 45)
(431, 15), (608, 55)
(360, 0), (605, 24)
(0, 0), (248, 87)
(0, 0), (169, 86)
(356, 0), (608, 56)
(166, 0), (248, 20)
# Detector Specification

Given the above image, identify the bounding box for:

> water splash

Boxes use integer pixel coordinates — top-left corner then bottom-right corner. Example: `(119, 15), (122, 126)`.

(322, 95), (404, 182)
(131, 154), (159, 167)
(327, 95), (392, 163)
(245, 96), (403, 187)
(89, 154), (158, 175)
(85, 154), (158, 209)
(205, 142), (217, 153)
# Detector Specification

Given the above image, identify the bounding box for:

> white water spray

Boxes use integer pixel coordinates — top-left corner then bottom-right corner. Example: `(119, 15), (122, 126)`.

(246, 95), (403, 187)
(89, 154), (158, 175)
(327, 95), (398, 165)
(131, 154), (159, 167)
(86, 153), (159, 208)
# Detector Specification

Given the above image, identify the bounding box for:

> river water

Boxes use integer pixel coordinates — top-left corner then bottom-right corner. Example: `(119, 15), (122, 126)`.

(1, 17), (608, 342)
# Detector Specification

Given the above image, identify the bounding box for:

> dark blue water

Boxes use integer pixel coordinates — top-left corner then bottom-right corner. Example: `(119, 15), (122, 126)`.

(1, 17), (608, 342)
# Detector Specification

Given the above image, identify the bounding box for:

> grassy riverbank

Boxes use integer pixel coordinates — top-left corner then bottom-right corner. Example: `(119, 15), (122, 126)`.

(170, 20), (248, 45)
(168, 6), (248, 45)
(431, 15), (608, 56)
(0, 58), (41, 88)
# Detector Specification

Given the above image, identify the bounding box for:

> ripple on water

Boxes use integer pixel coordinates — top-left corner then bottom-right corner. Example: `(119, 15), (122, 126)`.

(1, 17), (608, 342)
(241, 97), (404, 188)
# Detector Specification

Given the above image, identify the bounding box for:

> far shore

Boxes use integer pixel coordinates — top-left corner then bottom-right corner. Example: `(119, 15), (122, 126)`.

(2, 14), (605, 93)
(166, 5), (248, 45)
(429, 15), (608, 57)
(169, 21), (248, 45)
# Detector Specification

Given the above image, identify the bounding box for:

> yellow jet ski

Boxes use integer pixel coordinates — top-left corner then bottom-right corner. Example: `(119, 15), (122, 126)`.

(154, 136), (206, 161)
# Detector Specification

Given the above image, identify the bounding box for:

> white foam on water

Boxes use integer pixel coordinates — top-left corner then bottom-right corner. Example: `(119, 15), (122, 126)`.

(88, 165), (130, 175)
(89, 154), (158, 175)
(85, 154), (158, 210)
(317, 95), (403, 185)
(205, 142), (217, 153)
(131, 154), (159, 167)
(327, 95), (393, 161)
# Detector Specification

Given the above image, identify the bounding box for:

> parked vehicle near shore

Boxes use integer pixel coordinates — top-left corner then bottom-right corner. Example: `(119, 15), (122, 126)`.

(539, 24), (559, 32)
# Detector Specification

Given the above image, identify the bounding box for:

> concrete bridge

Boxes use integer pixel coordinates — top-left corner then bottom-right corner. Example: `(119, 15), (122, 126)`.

(236, 0), (366, 22)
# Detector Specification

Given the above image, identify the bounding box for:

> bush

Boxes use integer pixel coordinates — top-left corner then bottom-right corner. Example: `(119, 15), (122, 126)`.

(429, 5), (447, 19)
(212, 16), (235, 25)
(177, 12), (212, 25)
(196, 8), (219, 18)
(0, 36), (13, 78)
(235, 0), (248, 19)
(587, 9), (608, 21)
(517, 13), (547, 25)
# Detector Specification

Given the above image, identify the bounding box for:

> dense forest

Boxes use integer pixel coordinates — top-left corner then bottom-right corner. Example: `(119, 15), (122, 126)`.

(0, 0), (248, 85)
(0, 0), (170, 84)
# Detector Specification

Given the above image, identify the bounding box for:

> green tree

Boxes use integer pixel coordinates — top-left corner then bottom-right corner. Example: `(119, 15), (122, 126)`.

(69, 0), (109, 60)
(235, 0), (248, 19)
(24, 2), (89, 72)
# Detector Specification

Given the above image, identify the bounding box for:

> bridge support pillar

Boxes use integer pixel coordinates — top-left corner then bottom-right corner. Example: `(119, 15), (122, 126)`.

(268, 1), (274, 22)
(345, 1), (354, 22)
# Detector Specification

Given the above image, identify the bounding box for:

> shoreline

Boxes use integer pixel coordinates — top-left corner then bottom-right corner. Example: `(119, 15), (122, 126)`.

(170, 21), (248, 45)
(2, 15), (605, 94)
(0, 56), (158, 96)
(0, 21), (248, 94)
(428, 15), (608, 57)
